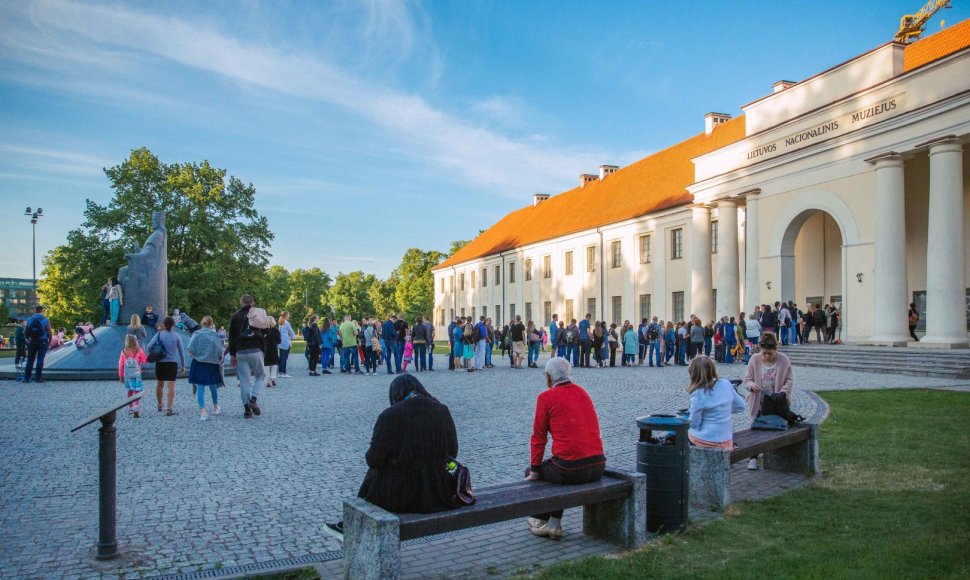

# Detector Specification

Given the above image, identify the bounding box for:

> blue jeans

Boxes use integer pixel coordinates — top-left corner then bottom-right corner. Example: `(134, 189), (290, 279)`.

(704, 338), (712, 356)
(638, 343), (647, 363)
(197, 383), (219, 409)
(396, 342), (406, 372)
(109, 299), (120, 324)
(556, 345), (566, 357)
(102, 299), (110, 325)
(364, 347), (377, 372)
(278, 348), (290, 374)
(725, 341), (737, 364)
(569, 344), (579, 366)
(484, 343), (492, 366)
(427, 344), (435, 370)
(414, 343), (427, 371)
(321, 347), (333, 370)
(648, 340), (661, 366)
(790, 324), (799, 345)
(528, 342), (540, 365)
(665, 343), (674, 364)
(677, 342), (686, 365)
(340, 347), (353, 372)
(24, 341), (49, 381)
(780, 326), (790, 345)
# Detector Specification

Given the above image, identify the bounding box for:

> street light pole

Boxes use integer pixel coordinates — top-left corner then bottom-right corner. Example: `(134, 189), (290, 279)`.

(24, 207), (43, 301)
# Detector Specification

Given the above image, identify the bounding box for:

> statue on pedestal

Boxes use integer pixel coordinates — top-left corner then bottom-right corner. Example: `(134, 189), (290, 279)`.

(118, 211), (168, 322)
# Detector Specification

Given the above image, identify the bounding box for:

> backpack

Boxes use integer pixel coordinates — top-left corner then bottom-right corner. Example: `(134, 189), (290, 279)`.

(565, 329), (576, 344)
(647, 324), (659, 341)
(27, 317), (45, 342)
(123, 355), (142, 380)
(146, 336), (168, 363)
(246, 307), (274, 329)
(463, 324), (473, 338)
(471, 325), (482, 343)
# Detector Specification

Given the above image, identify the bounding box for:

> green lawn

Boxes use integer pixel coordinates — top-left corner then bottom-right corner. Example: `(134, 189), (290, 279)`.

(533, 389), (970, 579)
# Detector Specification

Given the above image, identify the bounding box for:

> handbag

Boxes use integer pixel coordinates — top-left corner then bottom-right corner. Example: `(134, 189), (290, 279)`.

(448, 459), (476, 506)
(761, 392), (805, 425)
(146, 338), (167, 363)
(751, 414), (789, 431)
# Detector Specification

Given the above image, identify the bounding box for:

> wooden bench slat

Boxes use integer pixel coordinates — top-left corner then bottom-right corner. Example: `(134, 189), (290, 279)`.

(398, 477), (631, 540)
(730, 426), (811, 463)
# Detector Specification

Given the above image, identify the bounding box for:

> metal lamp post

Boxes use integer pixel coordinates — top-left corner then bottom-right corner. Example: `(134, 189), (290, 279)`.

(24, 206), (43, 299)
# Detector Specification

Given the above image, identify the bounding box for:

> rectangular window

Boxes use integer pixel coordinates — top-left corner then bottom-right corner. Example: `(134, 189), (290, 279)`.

(495, 305), (502, 326)
(481, 268), (487, 287)
(611, 296), (622, 326)
(449, 276), (455, 291)
(671, 229), (683, 260)
(611, 240), (622, 269)
(494, 265), (501, 286)
(471, 306), (476, 320)
(449, 308), (454, 322)
(459, 273), (465, 291)
(482, 305), (488, 319)
(640, 235), (651, 264)
(711, 220), (719, 254)
(565, 299), (574, 322)
(586, 246), (596, 272)
(439, 308), (445, 326)
(544, 301), (552, 324)
(639, 294), (651, 321)
(672, 291), (685, 322)
(587, 298), (596, 319)
(461, 307), (465, 317)
(471, 270), (476, 288)
(440, 278), (444, 292)
(525, 302), (532, 322)
(509, 262), (516, 283)
(543, 255), (552, 278)
(524, 258), (532, 281)
(509, 303), (516, 321)
(565, 251), (574, 276)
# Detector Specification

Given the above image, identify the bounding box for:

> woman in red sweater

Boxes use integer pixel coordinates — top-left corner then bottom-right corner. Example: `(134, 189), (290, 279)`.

(526, 357), (606, 539)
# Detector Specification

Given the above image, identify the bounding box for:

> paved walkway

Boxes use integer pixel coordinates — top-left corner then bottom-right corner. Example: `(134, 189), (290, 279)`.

(1, 351), (966, 579)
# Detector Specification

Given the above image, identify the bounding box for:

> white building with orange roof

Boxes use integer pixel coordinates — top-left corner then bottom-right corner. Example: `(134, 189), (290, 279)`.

(433, 20), (970, 347)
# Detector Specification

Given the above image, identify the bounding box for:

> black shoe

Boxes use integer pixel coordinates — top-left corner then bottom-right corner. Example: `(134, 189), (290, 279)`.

(249, 398), (261, 416)
(244, 404), (253, 419)
(324, 521), (344, 542)
(309, 372), (320, 376)
(322, 370), (331, 374)
(35, 379), (45, 383)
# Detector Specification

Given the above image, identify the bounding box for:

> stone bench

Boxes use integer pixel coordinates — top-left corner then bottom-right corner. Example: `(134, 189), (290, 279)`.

(689, 423), (819, 511)
(342, 469), (646, 580)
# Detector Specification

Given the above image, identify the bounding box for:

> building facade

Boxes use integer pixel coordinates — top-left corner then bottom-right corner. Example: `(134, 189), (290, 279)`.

(0, 278), (38, 322)
(434, 22), (970, 348)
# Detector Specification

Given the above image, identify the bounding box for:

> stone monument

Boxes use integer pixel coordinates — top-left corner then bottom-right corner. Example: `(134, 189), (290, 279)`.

(118, 211), (168, 321)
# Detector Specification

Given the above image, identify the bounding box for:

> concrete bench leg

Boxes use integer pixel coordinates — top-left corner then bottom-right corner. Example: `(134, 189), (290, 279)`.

(765, 424), (820, 475)
(343, 498), (401, 580)
(583, 470), (647, 548)
(688, 447), (731, 512)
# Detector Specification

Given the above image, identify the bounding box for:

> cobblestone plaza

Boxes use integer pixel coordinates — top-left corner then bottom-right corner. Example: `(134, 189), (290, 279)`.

(1, 354), (967, 579)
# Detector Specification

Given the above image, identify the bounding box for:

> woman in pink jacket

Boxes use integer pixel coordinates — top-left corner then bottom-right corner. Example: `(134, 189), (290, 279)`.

(742, 333), (794, 470)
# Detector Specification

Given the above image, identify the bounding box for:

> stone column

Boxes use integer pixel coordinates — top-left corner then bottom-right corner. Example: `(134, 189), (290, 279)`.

(917, 136), (968, 348)
(743, 190), (761, 311)
(715, 199), (740, 320)
(866, 152), (911, 345)
(690, 204), (714, 322)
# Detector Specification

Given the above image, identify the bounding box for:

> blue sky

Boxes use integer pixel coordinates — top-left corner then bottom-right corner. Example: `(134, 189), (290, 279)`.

(2, 0), (968, 279)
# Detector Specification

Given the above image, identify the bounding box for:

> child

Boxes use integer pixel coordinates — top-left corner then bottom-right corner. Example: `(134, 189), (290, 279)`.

(75, 321), (95, 347)
(118, 334), (146, 417)
(402, 335), (414, 372)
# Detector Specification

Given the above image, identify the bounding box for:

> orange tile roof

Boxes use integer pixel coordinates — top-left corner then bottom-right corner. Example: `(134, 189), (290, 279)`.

(435, 116), (746, 270)
(904, 17), (970, 71)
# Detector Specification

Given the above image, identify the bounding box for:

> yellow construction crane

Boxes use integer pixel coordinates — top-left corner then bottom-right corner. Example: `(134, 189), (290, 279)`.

(895, 0), (952, 44)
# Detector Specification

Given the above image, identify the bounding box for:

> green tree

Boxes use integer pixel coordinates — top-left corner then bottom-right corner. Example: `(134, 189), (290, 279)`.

(327, 271), (377, 320)
(38, 147), (273, 327)
(449, 239), (469, 255)
(368, 277), (398, 319)
(393, 248), (446, 323)
(286, 267), (332, 323)
(259, 265), (291, 314)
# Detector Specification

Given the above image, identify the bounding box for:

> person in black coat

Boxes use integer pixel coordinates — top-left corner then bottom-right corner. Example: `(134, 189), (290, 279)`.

(325, 375), (461, 540)
(262, 324), (281, 387)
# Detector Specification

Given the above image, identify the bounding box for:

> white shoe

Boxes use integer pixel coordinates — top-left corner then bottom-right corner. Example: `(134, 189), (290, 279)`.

(527, 517), (547, 529)
(200, 413), (208, 422)
(213, 406), (221, 415)
(530, 523), (562, 540)
(748, 458), (758, 470)
(280, 373), (291, 378)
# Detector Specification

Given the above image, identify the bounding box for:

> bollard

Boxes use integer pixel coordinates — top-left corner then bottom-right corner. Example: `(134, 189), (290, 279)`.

(72, 394), (141, 561)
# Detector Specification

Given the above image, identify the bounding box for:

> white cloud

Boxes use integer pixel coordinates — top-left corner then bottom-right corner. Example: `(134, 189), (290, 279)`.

(0, 144), (112, 176)
(0, 0), (616, 199)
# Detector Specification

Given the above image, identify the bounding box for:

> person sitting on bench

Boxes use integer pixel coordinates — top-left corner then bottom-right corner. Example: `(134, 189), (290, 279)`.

(686, 356), (746, 450)
(325, 374), (462, 541)
(526, 357), (606, 540)
(742, 333), (794, 470)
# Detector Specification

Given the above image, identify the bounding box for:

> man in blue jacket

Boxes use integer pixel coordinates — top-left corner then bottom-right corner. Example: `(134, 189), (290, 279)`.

(548, 314), (559, 357)
(24, 305), (53, 383)
(578, 314), (592, 368)
(382, 315), (399, 374)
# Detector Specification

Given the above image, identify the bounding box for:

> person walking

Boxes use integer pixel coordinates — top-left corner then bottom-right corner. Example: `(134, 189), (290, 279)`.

(278, 311), (296, 377)
(742, 333), (794, 470)
(263, 319), (281, 387)
(187, 316), (224, 421)
(908, 302), (920, 342)
(394, 314), (408, 372)
(304, 316), (322, 376)
(126, 314), (148, 347)
(146, 316), (187, 415)
(14, 319), (27, 368)
(23, 305), (52, 383)
(228, 295), (268, 419)
(118, 334), (147, 418)
(510, 315), (526, 369)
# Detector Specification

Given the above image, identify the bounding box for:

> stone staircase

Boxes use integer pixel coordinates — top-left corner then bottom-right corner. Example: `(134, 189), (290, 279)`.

(778, 343), (970, 379)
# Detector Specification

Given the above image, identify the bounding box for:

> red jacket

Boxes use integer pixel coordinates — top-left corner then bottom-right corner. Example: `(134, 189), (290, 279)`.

(531, 382), (604, 468)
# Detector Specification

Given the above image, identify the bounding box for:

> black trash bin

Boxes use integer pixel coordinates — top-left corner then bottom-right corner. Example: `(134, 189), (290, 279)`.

(637, 414), (689, 534)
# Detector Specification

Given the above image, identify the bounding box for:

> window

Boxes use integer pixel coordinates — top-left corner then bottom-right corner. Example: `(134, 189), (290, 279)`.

(671, 229), (683, 260)
(509, 303), (516, 321)
(471, 306), (476, 320)
(565, 251), (574, 275)
(586, 246), (596, 272)
(640, 235), (651, 264)
(587, 298), (596, 319)
(524, 258), (533, 281)
(712, 289), (717, 313)
(449, 308), (454, 322)
(672, 291), (685, 322)
(495, 305), (502, 326)
(509, 262), (516, 283)
(438, 308), (445, 326)
(544, 301), (552, 324)
(543, 255), (552, 278)
(481, 268), (487, 287)
(461, 308), (465, 317)
(460, 273), (465, 291)
(639, 294), (651, 321)
(611, 296), (622, 326)
(565, 299), (574, 322)
(611, 240), (622, 269)
(440, 278), (444, 292)
(482, 305), (488, 319)
(449, 276), (455, 291)
(494, 265), (501, 286)
(711, 220), (719, 254)
(470, 270), (476, 288)
(525, 302), (532, 322)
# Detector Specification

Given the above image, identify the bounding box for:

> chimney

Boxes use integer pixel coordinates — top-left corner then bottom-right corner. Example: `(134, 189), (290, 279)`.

(773, 80), (796, 93)
(599, 165), (619, 179)
(580, 174), (598, 188)
(704, 112), (732, 135)
(533, 193), (550, 207)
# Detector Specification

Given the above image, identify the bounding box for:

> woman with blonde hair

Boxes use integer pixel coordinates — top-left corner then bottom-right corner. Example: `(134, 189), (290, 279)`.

(127, 314), (147, 347)
(278, 311), (296, 378)
(686, 356), (746, 449)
